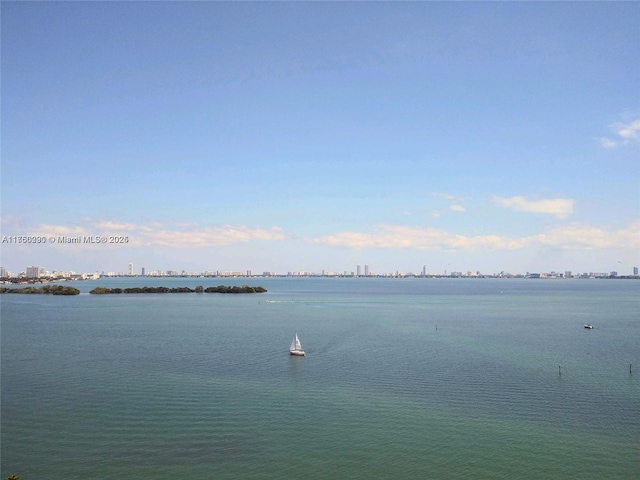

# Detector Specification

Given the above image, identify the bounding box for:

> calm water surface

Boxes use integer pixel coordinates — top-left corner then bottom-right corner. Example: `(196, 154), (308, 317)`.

(2, 278), (639, 479)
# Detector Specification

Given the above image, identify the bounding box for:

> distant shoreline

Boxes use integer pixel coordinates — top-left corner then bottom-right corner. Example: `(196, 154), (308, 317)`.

(1, 275), (638, 286)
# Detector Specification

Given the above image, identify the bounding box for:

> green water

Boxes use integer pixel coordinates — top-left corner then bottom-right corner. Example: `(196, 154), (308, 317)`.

(2, 278), (638, 479)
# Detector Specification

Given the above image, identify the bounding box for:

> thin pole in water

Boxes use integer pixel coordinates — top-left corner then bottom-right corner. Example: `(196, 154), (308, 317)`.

(631, 364), (633, 374)
(558, 365), (561, 376)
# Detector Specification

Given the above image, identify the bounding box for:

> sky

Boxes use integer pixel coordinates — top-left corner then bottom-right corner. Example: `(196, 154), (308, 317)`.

(1, 2), (639, 276)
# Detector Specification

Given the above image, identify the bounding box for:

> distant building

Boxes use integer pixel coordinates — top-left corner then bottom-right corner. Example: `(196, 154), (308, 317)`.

(26, 266), (42, 278)
(634, 267), (639, 276)
(422, 265), (427, 277)
(141, 267), (146, 276)
(357, 264), (361, 276)
(364, 264), (370, 276)
(0, 266), (6, 278)
(128, 262), (134, 276)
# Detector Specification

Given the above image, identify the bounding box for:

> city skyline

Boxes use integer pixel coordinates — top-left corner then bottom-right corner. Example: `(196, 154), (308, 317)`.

(4, 260), (639, 281)
(2, 3), (639, 275)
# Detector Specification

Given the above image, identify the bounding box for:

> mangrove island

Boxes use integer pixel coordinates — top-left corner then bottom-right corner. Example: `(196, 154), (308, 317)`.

(0, 285), (81, 295)
(89, 285), (267, 294)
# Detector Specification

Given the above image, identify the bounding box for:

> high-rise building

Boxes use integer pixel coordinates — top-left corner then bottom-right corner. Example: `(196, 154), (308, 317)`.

(422, 265), (427, 276)
(364, 264), (370, 276)
(26, 266), (42, 278)
(128, 262), (134, 276)
(357, 264), (361, 276)
(141, 267), (146, 276)
(634, 267), (639, 276)
(0, 267), (6, 278)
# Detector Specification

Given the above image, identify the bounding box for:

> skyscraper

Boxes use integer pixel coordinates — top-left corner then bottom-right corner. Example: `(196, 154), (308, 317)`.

(364, 264), (370, 276)
(357, 264), (361, 276)
(128, 262), (134, 276)
(26, 266), (42, 278)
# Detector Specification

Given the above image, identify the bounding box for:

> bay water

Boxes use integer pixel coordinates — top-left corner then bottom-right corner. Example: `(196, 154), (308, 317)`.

(2, 278), (638, 479)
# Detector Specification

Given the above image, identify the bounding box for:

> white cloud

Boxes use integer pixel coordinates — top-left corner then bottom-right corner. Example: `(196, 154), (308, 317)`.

(531, 221), (640, 250)
(32, 221), (286, 248)
(311, 225), (527, 251)
(599, 137), (618, 149)
(615, 119), (640, 140)
(432, 192), (467, 215)
(35, 224), (91, 237)
(600, 118), (640, 148)
(311, 221), (640, 252)
(432, 192), (461, 202)
(134, 226), (285, 247)
(93, 221), (139, 231)
(492, 196), (574, 219)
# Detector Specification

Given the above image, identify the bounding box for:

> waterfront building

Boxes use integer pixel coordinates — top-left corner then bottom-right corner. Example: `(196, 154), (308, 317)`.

(128, 262), (134, 276)
(26, 266), (42, 278)
(357, 264), (361, 276)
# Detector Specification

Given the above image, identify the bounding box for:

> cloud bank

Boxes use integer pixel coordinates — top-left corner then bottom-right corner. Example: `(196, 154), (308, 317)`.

(30, 221), (286, 248)
(492, 196), (574, 219)
(311, 221), (639, 252)
(8, 215), (638, 257)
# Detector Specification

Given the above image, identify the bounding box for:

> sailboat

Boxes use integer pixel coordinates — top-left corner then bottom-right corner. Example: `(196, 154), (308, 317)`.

(289, 332), (305, 356)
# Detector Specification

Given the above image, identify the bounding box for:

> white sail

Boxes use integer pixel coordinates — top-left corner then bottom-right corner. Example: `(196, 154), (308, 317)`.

(289, 332), (304, 355)
(291, 333), (302, 350)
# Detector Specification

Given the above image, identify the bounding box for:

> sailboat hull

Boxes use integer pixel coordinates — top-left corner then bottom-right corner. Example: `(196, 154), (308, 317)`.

(290, 332), (305, 356)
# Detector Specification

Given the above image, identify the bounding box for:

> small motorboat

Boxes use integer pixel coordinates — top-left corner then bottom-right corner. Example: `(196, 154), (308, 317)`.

(584, 324), (593, 329)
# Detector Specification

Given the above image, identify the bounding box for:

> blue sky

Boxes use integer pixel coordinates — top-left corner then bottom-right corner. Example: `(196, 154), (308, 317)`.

(2, 2), (639, 275)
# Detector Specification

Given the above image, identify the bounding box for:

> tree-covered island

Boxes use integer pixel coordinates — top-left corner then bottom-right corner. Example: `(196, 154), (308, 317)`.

(89, 285), (267, 294)
(0, 285), (80, 295)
